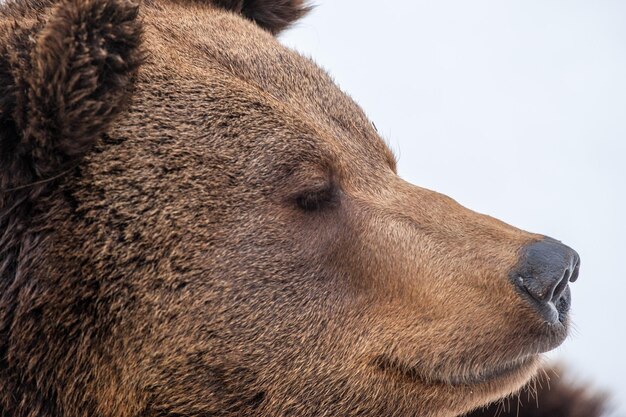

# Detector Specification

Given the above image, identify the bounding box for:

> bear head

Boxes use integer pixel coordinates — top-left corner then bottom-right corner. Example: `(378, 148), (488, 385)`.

(0, 1), (580, 416)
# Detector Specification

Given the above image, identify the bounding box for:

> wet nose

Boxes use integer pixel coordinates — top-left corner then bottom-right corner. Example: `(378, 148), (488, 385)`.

(512, 238), (580, 324)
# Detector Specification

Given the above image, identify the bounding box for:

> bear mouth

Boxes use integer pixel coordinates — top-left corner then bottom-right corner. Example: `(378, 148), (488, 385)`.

(375, 354), (537, 387)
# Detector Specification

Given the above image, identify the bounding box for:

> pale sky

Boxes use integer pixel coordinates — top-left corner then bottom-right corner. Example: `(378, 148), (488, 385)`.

(281, 1), (626, 414)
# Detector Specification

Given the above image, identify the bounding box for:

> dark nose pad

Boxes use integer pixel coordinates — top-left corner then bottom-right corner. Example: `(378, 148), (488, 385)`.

(512, 238), (580, 324)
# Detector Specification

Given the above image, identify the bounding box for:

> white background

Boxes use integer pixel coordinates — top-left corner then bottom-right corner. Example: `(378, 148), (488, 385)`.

(281, 1), (625, 414)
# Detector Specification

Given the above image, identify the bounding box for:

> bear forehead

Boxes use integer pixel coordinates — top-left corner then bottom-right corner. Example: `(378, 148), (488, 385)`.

(140, 3), (397, 172)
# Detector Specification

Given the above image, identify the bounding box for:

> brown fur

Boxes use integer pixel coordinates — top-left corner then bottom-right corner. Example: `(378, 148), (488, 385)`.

(464, 368), (611, 417)
(211, 0), (310, 34)
(0, 1), (607, 416)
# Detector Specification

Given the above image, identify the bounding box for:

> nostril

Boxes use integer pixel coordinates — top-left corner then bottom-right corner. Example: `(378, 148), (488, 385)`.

(518, 273), (563, 304)
(551, 269), (570, 302)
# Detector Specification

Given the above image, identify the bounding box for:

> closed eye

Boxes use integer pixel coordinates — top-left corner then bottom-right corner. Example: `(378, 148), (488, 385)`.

(295, 184), (339, 212)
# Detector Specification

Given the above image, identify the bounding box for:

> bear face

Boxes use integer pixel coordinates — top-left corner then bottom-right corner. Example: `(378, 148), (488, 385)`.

(0, 1), (580, 417)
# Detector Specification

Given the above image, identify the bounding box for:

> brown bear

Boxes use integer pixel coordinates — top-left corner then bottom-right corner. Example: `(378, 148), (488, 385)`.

(0, 0), (610, 416)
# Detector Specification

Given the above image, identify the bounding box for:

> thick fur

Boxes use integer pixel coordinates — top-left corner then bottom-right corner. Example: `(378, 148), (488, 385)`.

(212, 0), (311, 34)
(0, 1), (142, 416)
(464, 369), (611, 417)
(0, 0), (142, 190)
(0, 0), (612, 416)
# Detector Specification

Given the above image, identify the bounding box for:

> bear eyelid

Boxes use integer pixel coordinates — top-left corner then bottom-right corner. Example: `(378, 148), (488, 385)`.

(294, 183), (339, 212)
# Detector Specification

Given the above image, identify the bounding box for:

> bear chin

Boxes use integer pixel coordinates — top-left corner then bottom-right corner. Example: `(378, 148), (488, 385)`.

(445, 359), (543, 415)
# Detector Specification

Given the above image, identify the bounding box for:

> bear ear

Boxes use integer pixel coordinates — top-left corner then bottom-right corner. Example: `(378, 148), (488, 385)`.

(213, 0), (311, 35)
(0, 0), (143, 190)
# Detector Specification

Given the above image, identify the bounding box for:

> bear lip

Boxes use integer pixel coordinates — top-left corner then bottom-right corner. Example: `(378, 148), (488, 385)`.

(443, 356), (536, 386)
(375, 354), (537, 387)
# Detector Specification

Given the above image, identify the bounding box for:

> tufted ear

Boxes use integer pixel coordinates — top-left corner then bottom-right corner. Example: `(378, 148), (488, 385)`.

(213, 0), (311, 35)
(0, 0), (143, 190)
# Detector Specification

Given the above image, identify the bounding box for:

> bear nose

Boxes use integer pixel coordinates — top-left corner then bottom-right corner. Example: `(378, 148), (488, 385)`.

(512, 239), (580, 324)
